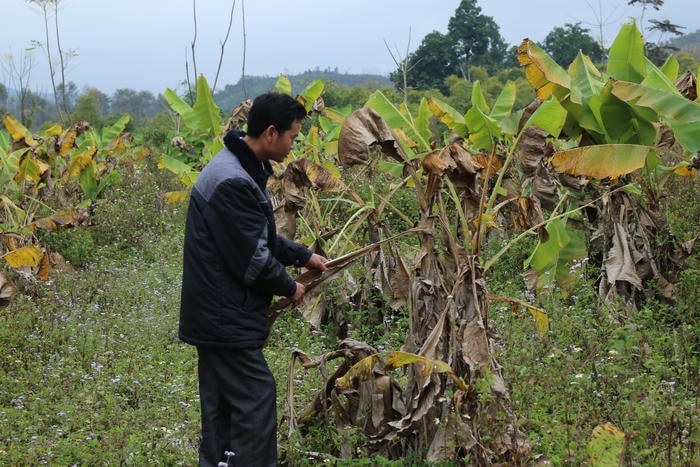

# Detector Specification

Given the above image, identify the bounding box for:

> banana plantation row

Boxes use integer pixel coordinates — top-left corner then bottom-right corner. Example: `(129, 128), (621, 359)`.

(1, 23), (698, 464)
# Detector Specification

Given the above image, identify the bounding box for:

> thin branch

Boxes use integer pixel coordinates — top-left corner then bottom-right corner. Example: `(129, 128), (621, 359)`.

(4, 51), (34, 125)
(38, 1), (62, 123)
(580, 0), (624, 52)
(383, 28), (415, 106)
(190, 0), (198, 86)
(241, 0), (248, 100)
(212, 0), (236, 93)
(52, 0), (69, 121)
(184, 50), (194, 104)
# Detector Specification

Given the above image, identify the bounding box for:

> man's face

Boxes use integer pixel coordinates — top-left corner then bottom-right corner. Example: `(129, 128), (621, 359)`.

(267, 120), (301, 163)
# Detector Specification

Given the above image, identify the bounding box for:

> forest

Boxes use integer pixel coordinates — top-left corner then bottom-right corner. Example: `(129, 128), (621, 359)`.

(1, 0), (700, 465)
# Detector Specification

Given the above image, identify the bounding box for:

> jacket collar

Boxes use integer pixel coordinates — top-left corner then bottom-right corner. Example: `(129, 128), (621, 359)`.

(223, 130), (273, 191)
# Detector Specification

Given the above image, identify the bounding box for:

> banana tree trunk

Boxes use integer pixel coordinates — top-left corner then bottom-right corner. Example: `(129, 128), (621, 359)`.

(393, 202), (527, 463)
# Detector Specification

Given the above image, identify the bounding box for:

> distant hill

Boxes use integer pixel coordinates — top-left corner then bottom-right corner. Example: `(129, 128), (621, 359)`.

(666, 28), (700, 60)
(213, 69), (392, 113)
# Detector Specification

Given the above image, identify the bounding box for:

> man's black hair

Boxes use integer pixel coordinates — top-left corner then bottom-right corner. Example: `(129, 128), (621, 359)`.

(246, 92), (307, 138)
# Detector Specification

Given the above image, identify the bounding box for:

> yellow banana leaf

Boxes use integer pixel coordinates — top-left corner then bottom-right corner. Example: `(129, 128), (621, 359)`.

(336, 351), (468, 392)
(67, 147), (98, 178)
(488, 294), (549, 336)
(335, 354), (380, 389)
(428, 97), (467, 138)
(15, 155), (50, 186)
(517, 39), (571, 102)
(2, 114), (38, 146)
(549, 144), (652, 179)
(586, 423), (625, 465)
(157, 155), (199, 187)
(3, 245), (43, 268)
(59, 125), (81, 156)
(162, 190), (190, 204)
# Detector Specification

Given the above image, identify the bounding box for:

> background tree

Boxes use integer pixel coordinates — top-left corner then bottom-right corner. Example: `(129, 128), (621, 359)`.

(26, 0), (75, 123)
(541, 22), (605, 66)
(645, 18), (686, 65)
(447, 0), (508, 79)
(0, 83), (7, 115)
(2, 49), (35, 126)
(628, 0), (664, 29)
(56, 81), (78, 113)
(667, 29), (700, 61)
(24, 89), (53, 129)
(391, 0), (508, 91)
(71, 88), (105, 126)
(322, 80), (388, 110)
(390, 31), (457, 93)
(111, 89), (162, 120)
(675, 51), (699, 74)
(625, 0), (686, 65)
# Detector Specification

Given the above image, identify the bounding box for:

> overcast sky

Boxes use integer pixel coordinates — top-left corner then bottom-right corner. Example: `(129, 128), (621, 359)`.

(3, 0), (698, 96)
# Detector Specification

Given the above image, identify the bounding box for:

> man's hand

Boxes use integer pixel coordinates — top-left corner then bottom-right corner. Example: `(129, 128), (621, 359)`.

(290, 254), (327, 307)
(291, 282), (305, 306)
(306, 253), (328, 272)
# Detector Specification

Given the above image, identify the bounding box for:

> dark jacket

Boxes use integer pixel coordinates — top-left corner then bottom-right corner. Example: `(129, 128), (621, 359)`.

(179, 131), (312, 348)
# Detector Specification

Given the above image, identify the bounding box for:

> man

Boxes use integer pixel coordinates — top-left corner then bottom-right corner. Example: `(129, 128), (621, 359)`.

(179, 92), (327, 466)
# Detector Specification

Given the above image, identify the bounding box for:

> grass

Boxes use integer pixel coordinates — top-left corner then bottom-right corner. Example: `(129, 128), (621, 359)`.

(485, 236), (700, 465)
(1, 161), (699, 465)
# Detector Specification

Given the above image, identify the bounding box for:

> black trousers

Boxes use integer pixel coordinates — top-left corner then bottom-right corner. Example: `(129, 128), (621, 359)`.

(196, 346), (277, 467)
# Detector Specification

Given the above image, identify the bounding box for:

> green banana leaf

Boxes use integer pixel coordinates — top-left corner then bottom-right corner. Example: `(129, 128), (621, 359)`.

(274, 75), (292, 95)
(490, 80), (517, 122)
(415, 98), (433, 145)
(523, 96), (567, 137)
(464, 81), (501, 150)
(298, 79), (325, 113)
(607, 22), (646, 83)
(192, 75), (222, 137)
(428, 97), (468, 137)
(164, 89), (199, 132)
(612, 80), (700, 152)
(525, 217), (588, 293)
(101, 114), (131, 146)
(367, 90), (431, 154)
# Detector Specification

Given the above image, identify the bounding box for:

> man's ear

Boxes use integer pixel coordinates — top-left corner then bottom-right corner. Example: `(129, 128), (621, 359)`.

(262, 125), (277, 140)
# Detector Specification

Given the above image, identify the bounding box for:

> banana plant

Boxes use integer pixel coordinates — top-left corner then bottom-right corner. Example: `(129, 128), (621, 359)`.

(160, 74), (332, 194)
(159, 74), (223, 190)
(292, 25), (699, 455)
(518, 21), (699, 173)
(69, 114), (135, 204)
(3, 113), (137, 205)
(0, 113), (134, 289)
(516, 21), (699, 304)
(425, 77), (578, 282)
(282, 83), (555, 463)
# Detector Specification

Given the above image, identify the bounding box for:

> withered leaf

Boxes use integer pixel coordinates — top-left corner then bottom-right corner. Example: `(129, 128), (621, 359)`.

(0, 272), (18, 308)
(29, 209), (90, 231)
(338, 107), (408, 167)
